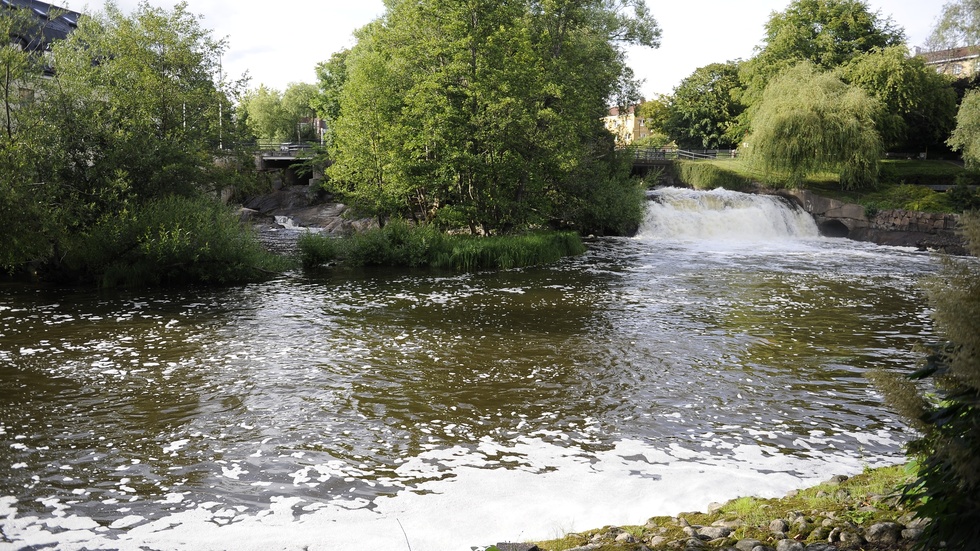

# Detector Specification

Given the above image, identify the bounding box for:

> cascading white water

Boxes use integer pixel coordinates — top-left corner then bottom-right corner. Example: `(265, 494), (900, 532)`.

(639, 187), (820, 240)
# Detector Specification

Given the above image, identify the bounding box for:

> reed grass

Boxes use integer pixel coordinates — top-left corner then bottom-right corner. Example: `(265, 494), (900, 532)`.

(298, 220), (585, 271)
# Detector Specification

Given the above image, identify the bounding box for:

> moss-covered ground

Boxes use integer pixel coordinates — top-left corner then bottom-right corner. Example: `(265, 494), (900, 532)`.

(526, 464), (917, 551)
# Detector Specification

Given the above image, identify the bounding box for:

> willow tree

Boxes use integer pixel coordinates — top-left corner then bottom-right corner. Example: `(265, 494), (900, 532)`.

(949, 89), (980, 168)
(327, 0), (659, 234)
(744, 63), (882, 189)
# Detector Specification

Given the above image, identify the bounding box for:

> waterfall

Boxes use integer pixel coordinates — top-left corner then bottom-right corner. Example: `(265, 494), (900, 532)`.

(638, 187), (819, 240)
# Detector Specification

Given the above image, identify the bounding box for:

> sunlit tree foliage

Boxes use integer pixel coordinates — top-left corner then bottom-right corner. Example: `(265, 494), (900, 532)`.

(744, 63), (882, 189)
(326, 0), (659, 234)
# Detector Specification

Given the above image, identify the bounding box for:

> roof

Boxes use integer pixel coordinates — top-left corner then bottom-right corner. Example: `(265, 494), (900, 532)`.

(919, 46), (980, 65)
(2, 0), (81, 53)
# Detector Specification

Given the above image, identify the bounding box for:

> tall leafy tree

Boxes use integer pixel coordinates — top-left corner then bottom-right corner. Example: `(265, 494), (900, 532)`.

(328, 0), (659, 234)
(745, 63), (882, 189)
(51, 0), (241, 204)
(740, 0), (905, 105)
(0, 5), (59, 267)
(241, 82), (318, 142)
(310, 49), (349, 146)
(949, 89), (980, 167)
(929, 0), (980, 50)
(1, 0), (263, 279)
(664, 61), (745, 149)
(839, 46), (957, 151)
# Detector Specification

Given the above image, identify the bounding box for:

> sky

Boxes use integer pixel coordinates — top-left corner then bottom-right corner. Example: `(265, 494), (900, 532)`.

(65, 0), (947, 100)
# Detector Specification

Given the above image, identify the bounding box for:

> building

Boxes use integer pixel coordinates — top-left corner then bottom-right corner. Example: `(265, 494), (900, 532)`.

(3, 0), (81, 76)
(602, 104), (651, 147)
(917, 45), (980, 78)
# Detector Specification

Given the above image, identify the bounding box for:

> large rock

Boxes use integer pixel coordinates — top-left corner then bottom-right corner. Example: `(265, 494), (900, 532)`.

(865, 521), (903, 546)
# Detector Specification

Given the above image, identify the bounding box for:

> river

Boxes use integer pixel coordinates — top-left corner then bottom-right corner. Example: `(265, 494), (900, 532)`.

(0, 188), (939, 550)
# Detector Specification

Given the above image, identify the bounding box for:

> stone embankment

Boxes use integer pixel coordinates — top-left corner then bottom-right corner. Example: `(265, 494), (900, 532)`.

(778, 189), (966, 255)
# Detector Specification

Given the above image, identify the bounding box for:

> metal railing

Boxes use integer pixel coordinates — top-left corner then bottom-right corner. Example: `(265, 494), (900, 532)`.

(631, 147), (738, 162)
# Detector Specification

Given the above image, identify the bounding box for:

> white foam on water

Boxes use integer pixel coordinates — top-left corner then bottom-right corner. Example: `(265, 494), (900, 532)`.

(0, 436), (902, 551)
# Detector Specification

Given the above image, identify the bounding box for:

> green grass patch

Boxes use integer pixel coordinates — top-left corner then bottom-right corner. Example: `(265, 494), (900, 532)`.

(298, 219), (585, 271)
(530, 464), (915, 551)
(672, 160), (755, 191)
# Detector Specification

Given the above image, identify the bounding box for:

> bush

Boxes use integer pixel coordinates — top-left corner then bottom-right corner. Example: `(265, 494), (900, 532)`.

(947, 176), (980, 212)
(557, 148), (647, 236)
(869, 213), (980, 550)
(60, 195), (287, 287)
(297, 232), (341, 269)
(672, 160), (753, 191)
(432, 232), (586, 271)
(298, 220), (585, 271)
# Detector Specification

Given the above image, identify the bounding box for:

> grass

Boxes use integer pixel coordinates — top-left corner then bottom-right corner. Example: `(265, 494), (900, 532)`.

(528, 464), (915, 551)
(297, 219), (586, 271)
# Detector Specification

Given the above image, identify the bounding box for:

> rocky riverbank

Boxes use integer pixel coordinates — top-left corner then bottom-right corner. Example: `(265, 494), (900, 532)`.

(495, 466), (930, 551)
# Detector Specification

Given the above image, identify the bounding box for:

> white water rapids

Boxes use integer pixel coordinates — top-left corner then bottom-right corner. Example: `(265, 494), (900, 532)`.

(0, 188), (937, 551)
(642, 187), (820, 240)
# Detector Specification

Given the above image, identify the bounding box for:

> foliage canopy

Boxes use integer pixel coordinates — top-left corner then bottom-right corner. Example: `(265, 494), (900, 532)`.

(948, 89), (980, 168)
(324, 0), (658, 235)
(744, 63), (882, 189)
(664, 61), (745, 149)
(0, 1), (275, 284)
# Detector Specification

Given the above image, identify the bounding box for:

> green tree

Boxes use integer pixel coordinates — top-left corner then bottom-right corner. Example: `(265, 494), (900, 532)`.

(310, 49), (349, 146)
(740, 0), (905, 106)
(1, 1), (272, 283)
(0, 5), (59, 268)
(744, 63), (882, 189)
(949, 89), (980, 167)
(839, 46), (957, 151)
(636, 94), (670, 134)
(51, 1), (244, 203)
(281, 82), (318, 142)
(664, 61), (745, 149)
(240, 85), (290, 142)
(328, 0), (659, 234)
(929, 0), (980, 50)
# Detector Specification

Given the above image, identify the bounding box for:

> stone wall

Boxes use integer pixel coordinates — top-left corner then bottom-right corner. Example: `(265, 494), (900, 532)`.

(778, 189), (966, 254)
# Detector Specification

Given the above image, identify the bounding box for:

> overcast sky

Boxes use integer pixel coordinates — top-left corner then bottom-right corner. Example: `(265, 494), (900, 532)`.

(67, 0), (946, 99)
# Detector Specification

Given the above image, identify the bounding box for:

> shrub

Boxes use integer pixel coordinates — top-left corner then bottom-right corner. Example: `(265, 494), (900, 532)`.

(298, 221), (584, 271)
(60, 195), (287, 287)
(432, 232), (586, 271)
(556, 148), (647, 236)
(297, 232), (341, 269)
(869, 213), (980, 550)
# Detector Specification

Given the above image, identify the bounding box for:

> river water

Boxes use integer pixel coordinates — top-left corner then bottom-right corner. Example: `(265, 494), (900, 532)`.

(0, 188), (939, 550)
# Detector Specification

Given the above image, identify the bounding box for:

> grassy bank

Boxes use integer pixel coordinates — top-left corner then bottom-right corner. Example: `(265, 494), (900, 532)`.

(298, 220), (586, 271)
(523, 464), (917, 551)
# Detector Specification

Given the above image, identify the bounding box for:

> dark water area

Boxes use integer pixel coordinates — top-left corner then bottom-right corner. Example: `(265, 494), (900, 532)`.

(0, 189), (941, 550)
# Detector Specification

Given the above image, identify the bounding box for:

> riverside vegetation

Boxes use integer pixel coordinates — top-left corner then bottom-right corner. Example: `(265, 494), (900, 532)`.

(515, 465), (925, 551)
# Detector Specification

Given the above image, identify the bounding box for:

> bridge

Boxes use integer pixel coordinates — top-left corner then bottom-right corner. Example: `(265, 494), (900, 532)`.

(631, 147), (737, 166)
(253, 143), (739, 180)
(254, 142), (320, 185)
